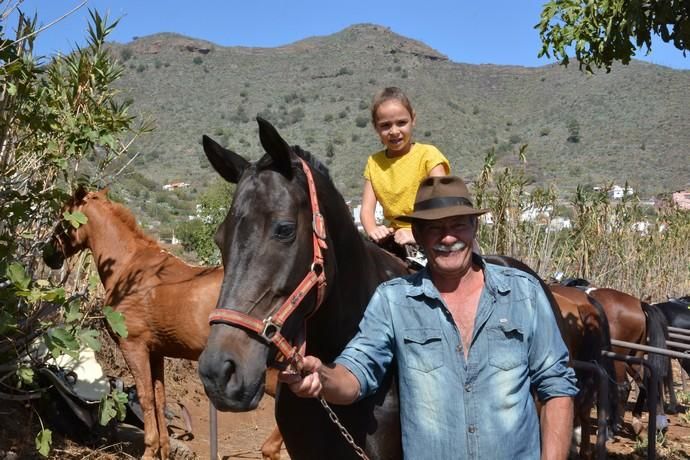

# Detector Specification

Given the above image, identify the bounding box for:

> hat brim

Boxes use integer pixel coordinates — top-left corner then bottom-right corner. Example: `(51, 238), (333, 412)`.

(397, 205), (490, 223)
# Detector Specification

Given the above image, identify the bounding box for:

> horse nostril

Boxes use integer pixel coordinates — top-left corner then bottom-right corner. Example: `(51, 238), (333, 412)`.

(221, 358), (236, 381)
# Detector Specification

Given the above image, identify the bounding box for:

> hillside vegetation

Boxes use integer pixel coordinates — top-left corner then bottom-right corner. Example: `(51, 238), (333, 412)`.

(105, 24), (690, 231)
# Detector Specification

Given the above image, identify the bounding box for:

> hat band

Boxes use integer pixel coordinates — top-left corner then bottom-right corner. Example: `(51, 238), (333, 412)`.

(414, 196), (474, 211)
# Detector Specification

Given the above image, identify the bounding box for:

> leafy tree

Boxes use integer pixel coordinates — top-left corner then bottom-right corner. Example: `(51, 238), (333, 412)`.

(0, 6), (150, 454)
(175, 179), (234, 265)
(538, 0), (690, 72)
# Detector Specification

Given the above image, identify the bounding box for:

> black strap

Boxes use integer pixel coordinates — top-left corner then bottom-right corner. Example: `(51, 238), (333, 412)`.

(414, 196), (473, 211)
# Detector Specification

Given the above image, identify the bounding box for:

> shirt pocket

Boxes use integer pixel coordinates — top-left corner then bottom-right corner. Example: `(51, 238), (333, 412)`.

(488, 321), (527, 371)
(402, 328), (444, 372)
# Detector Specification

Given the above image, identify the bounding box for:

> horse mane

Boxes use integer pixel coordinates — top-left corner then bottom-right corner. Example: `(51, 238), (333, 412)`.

(97, 195), (161, 249)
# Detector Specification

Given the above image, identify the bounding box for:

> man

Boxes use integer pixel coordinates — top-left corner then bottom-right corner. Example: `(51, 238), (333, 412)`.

(281, 176), (578, 459)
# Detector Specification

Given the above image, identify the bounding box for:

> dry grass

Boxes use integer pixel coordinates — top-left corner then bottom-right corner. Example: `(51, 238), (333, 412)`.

(475, 150), (690, 300)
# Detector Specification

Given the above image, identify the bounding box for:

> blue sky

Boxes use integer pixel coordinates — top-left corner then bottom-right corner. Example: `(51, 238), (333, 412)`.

(9, 0), (690, 69)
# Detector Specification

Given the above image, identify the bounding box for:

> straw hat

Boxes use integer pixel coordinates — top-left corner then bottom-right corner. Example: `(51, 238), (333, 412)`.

(397, 176), (489, 222)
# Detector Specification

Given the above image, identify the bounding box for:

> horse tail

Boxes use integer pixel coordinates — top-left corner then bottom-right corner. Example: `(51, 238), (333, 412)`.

(642, 302), (670, 384)
(586, 294), (619, 433)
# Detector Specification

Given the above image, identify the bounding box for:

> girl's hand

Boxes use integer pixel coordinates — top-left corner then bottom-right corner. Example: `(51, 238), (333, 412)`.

(394, 228), (415, 246)
(368, 225), (393, 243)
(278, 356), (323, 398)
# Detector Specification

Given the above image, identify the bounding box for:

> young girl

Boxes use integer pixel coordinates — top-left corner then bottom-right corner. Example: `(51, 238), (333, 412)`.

(360, 87), (450, 253)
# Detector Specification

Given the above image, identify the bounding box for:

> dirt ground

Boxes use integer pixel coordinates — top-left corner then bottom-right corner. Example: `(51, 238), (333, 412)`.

(2, 348), (690, 459)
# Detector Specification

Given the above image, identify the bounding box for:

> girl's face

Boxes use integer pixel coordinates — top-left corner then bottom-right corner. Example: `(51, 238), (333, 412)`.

(373, 99), (415, 156)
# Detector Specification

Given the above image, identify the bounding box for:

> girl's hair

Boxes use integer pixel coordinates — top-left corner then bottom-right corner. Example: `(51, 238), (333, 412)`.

(370, 87), (414, 124)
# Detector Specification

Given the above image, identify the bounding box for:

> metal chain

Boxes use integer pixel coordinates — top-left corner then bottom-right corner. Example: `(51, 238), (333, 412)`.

(318, 396), (370, 460)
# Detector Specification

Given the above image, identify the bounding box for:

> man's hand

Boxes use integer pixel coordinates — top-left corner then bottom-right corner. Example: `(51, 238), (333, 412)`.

(278, 356), (324, 398)
(278, 356), (361, 404)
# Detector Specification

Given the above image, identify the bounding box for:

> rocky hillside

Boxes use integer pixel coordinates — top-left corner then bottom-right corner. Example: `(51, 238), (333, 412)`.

(104, 24), (690, 230)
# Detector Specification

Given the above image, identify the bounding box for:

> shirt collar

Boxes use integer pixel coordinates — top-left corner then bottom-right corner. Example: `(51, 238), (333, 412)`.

(405, 254), (512, 300)
(478, 255), (512, 297)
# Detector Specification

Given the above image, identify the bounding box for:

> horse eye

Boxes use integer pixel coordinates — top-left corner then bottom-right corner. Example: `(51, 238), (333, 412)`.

(273, 222), (296, 241)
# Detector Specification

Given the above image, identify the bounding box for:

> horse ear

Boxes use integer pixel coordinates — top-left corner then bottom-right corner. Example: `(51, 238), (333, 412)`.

(202, 135), (250, 184)
(257, 117), (293, 179)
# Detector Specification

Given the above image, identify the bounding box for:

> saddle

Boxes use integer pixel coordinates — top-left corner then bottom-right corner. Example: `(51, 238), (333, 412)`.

(36, 357), (193, 441)
(376, 237), (426, 270)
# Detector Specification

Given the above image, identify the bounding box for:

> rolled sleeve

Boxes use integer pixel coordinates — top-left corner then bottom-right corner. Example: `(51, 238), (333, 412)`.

(334, 287), (395, 400)
(527, 282), (579, 401)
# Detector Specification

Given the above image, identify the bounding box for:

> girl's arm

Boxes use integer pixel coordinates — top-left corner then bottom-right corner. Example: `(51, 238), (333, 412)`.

(429, 163), (447, 177)
(361, 180), (392, 242)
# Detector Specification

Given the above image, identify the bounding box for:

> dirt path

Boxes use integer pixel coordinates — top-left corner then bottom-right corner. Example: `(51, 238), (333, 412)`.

(2, 358), (689, 459)
(169, 361), (690, 460)
(173, 378), (285, 460)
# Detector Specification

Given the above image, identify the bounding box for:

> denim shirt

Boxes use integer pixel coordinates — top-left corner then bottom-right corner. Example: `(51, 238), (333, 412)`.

(334, 258), (578, 460)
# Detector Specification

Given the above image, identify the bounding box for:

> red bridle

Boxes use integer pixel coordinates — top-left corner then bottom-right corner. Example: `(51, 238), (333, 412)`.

(208, 158), (328, 369)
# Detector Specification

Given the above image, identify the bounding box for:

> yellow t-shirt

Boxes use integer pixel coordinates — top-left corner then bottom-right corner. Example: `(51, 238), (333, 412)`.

(363, 143), (450, 229)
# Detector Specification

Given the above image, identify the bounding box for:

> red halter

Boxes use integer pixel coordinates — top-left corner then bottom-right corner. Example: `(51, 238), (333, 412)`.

(208, 157), (328, 369)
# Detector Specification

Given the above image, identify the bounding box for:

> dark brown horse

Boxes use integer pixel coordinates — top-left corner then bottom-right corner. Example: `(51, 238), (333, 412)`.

(197, 118), (408, 459)
(648, 297), (689, 413)
(563, 282), (669, 436)
(484, 256), (617, 457)
(42, 188), (284, 460)
(652, 297), (690, 375)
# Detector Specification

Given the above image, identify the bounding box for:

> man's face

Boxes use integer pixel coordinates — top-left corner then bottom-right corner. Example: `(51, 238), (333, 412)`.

(416, 215), (477, 278)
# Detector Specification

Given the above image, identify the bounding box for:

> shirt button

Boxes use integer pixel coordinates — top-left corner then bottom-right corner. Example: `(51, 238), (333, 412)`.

(468, 425), (476, 433)
(456, 345), (462, 353)
(464, 384), (471, 392)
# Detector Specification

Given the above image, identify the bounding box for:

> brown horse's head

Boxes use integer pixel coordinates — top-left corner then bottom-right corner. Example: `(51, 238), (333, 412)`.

(198, 118), (336, 412)
(43, 187), (96, 269)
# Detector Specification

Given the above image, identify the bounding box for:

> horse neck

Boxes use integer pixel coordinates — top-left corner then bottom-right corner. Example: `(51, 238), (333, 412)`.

(83, 203), (155, 292)
(308, 183), (404, 356)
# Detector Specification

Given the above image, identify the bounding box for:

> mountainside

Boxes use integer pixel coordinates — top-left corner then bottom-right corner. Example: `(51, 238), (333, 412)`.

(107, 24), (690, 230)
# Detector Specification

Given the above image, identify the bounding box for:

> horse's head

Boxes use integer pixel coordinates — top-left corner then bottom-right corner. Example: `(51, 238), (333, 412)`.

(198, 118), (335, 412)
(43, 187), (97, 269)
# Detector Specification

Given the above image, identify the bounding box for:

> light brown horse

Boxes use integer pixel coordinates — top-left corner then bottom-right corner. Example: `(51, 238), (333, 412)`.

(43, 188), (283, 460)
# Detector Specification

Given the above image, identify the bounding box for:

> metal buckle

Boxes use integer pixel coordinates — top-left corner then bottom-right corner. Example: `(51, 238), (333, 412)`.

(312, 212), (326, 240)
(260, 316), (281, 342)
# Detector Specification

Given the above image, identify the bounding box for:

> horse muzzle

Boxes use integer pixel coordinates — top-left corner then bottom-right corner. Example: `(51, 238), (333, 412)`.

(42, 242), (65, 269)
(197, 325), (268, 412)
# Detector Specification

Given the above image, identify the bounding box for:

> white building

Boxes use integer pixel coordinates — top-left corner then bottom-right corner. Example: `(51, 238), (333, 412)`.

(162, 181), (190, 191)
(519, 205), (553, 222)
(608, 185), (634, 200)
(548, 217), (572, 232)
(631, 221), (651, 235)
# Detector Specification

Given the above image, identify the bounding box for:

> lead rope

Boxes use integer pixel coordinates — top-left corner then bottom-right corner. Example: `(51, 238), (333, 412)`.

(288, 354), (370, 460)
(318, 396), (370, 460)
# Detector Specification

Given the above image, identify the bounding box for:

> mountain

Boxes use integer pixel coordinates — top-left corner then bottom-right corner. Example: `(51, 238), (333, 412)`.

(107, 24), (690, 230)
